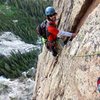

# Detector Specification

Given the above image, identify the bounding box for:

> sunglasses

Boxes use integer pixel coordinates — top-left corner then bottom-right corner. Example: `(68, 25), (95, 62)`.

(49, 13), (57, 17)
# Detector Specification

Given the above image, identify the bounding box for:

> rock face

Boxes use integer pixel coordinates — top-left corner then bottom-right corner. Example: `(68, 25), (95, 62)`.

(33, 0), (100, 100)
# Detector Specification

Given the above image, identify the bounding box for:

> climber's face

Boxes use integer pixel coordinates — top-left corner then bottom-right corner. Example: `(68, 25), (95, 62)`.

(49, 13), (57, 22)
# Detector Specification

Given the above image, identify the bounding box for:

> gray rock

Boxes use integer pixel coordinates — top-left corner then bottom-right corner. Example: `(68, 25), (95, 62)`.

(33, 1), (100, 100)
(26, 67), (36, 78)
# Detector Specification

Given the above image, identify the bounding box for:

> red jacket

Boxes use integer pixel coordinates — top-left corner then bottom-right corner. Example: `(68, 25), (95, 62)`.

(97, 79), (100, 86)
(47, 21), (59, 41)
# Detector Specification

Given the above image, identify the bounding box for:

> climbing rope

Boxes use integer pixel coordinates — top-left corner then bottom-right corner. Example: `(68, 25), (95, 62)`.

(71, 52), (100, 58)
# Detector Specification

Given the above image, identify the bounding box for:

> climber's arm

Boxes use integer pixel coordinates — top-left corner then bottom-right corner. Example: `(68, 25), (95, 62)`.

(57, 31), (76, 38)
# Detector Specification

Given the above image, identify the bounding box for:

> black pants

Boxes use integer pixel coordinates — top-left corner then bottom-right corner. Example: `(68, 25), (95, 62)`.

(46, 41), (58, 57)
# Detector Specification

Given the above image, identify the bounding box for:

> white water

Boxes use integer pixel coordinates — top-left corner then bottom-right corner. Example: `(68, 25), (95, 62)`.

(0, 76), (34, 100)
(0, 32), (39, 56)
(0, 32), (38, 100)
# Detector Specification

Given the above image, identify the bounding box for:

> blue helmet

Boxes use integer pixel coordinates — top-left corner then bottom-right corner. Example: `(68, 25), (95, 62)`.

(45, 6), (57, 16)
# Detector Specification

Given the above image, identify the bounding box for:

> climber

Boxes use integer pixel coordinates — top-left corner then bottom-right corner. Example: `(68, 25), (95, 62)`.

(37, 6), (76, 57)
(97, 77), (100, 93)
(44, 6), (76, 56)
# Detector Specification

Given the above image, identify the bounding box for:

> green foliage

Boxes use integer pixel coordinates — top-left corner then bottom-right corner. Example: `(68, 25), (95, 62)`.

(9, 0), (52, 17)
(0, 4), (37, 44)
(0, 5), (15, 16)
(0, 0), (6, 4)
(0, 50), (38, 78)
(0, 13), (38, 44)
(0, 0), (53, 44)
(0, 0), (52, 78)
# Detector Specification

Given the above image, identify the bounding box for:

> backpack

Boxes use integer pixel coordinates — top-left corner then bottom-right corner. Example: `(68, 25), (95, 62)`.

(36, 20), (50, 39)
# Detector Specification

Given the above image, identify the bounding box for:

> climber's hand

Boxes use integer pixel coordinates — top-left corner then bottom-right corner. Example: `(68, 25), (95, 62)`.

(72, 33), (77, 37)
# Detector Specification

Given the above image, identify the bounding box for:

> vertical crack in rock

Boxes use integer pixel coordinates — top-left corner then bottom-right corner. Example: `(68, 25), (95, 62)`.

(33, 0), (100, 100)
(57, 12), (63, 28)
(71, 0), (100, 33)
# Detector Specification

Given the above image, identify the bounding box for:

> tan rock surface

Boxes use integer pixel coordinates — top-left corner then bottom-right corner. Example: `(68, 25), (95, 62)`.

(33, 1), (100, 100)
